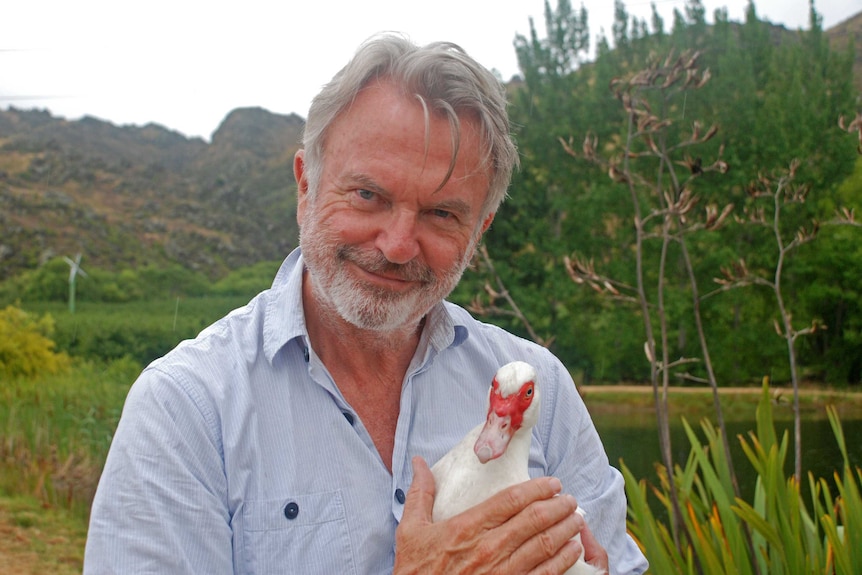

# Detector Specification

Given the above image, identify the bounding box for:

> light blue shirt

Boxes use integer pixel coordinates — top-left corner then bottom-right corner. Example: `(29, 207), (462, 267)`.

(84, 248), (647, 575)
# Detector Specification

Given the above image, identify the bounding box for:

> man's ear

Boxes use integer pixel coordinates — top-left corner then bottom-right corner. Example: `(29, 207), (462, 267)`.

(294, 150), (309, 225)
(465, 212), (496, 263)
(480, 212), (495, 234)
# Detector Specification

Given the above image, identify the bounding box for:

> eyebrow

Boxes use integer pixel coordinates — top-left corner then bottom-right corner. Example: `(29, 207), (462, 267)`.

(428, 197), (472, 218)
(341, 172), (385, 194)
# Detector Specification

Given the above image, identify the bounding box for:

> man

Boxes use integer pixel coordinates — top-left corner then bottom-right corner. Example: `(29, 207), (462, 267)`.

(84, 34), (648, 574)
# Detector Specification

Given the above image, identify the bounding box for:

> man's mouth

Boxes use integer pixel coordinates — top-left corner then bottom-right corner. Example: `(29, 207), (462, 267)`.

(337, 246), (434, 289)
(354, 263), (416, 291)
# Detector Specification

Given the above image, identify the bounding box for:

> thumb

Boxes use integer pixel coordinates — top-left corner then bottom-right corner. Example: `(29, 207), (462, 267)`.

(402, 456), (436, 525)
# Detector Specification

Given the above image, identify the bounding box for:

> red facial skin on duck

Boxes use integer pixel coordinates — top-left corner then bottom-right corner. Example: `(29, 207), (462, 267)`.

(473, 379), (535, 463)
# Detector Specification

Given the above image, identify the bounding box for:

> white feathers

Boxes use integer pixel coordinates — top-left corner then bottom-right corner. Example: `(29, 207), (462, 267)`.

(429, 361), (605, 575)
(494, 360), (537, 394)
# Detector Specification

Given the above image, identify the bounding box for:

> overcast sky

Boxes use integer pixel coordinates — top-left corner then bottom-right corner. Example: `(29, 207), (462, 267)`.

(2, 0), (858, 141)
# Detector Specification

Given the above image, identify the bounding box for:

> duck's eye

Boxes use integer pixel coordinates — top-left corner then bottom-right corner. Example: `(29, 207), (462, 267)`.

(525, 386), (533, 397)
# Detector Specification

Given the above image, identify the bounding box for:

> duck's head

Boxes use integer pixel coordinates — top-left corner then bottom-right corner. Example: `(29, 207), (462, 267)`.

(473, 361), (540, 464)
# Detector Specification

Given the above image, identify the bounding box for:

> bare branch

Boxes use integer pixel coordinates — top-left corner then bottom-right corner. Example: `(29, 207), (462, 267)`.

(562, 254), (639, 303)
(830, 206), (861, 227)
(838, 112), (862, 154)
(663, 357), (701, 372)
(468, 245), (554, 348)
(675, 372), (710, 385)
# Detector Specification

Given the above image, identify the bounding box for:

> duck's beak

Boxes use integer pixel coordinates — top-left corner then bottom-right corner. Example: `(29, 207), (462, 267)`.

(473, 412), (515, 463)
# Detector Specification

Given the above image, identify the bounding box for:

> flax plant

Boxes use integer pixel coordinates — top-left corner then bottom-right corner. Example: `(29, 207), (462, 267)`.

(559, 50), (738, 556)
(624, 379), (862, 573)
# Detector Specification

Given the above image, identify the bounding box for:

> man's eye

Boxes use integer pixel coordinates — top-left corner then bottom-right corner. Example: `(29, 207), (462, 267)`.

(431, 208), (452, 219)
(357, 189), (375, 200)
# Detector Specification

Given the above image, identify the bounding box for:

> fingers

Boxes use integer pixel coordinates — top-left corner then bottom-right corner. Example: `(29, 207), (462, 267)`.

(476, 475), (565, 528)
(530, 538), (584, 575)
(506, 496), (582, 572)
(456, 481), (579, 572)
(579, 517), (610, 572)
(401, 456), (435, 526)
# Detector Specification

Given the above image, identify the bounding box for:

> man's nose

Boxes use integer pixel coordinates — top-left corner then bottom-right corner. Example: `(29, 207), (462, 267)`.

(375, 210), (421, 265)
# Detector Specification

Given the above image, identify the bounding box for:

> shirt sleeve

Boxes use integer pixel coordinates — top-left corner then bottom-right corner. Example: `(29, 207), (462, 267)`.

(84, 365), (234, 574)
(539, 358), (649, 575)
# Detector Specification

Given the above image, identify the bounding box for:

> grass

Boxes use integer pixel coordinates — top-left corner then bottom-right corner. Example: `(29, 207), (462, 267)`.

(0, 357), (139, 572)
(0, 358), (139, 517)
(0, 494), (88, 575)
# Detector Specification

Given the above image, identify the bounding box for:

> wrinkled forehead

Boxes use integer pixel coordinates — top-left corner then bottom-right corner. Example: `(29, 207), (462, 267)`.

(336, 78), (492, 196)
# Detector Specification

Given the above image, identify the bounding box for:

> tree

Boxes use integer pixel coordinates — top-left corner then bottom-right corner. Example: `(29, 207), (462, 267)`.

(470, 0), (857, 385)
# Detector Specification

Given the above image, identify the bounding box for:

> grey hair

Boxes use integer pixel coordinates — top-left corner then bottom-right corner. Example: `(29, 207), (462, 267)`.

(301, 33), (518, 220)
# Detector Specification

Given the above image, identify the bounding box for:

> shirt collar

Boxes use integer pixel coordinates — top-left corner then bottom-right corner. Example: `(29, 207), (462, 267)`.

(263, 247), (308, 363)
(262, 247), (468, 364)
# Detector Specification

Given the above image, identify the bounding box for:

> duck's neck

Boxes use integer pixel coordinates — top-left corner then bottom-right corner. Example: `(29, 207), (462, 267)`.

(483, 428), (532, 477)
(509, 428), (533, 465)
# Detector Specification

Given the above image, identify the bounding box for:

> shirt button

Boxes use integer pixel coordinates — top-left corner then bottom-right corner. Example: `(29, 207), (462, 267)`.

(302, 347), (310, 362)
(284, 501), (300, 520)
(394, 488), (406, 504)
(343, 411), (355, 425)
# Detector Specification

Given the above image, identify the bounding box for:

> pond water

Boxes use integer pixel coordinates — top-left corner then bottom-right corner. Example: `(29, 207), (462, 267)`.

(590, 407), (862, 503)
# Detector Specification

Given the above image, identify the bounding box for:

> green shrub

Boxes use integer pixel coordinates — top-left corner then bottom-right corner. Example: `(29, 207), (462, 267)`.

(0, 259), (68, 304)
(0, 258), (215, 307)
(0, 305), (70, 378)
(211, 259), (281, 298)
(37, 296), (249, 364)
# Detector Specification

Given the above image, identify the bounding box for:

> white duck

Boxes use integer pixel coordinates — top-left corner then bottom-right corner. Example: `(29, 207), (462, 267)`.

(431, 361), (604, 575)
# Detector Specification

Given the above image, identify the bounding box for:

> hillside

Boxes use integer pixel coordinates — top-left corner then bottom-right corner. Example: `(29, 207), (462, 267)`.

(0, 107), (303, 280)
(827, 10), (862, 96)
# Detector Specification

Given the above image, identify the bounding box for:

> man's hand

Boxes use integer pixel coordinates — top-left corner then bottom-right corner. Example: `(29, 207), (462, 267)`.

(580, 520), (610, 573)
(394, 456), (584, 574)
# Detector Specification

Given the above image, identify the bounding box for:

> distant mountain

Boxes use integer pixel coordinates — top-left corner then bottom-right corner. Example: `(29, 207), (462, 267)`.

(0, 107), (303, 280)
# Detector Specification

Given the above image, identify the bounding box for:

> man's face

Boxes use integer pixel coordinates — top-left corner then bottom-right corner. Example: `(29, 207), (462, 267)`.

(295, 80), (494, 333)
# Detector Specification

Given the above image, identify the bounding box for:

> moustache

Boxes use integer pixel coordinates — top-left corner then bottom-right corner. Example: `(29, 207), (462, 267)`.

(337, 246), (436, 284)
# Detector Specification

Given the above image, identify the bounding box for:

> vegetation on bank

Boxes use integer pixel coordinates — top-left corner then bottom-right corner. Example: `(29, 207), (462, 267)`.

(0, 347), (137, 518)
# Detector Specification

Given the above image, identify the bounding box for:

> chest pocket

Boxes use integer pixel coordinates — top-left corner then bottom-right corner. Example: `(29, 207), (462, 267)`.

(240, 490), (356, 574)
